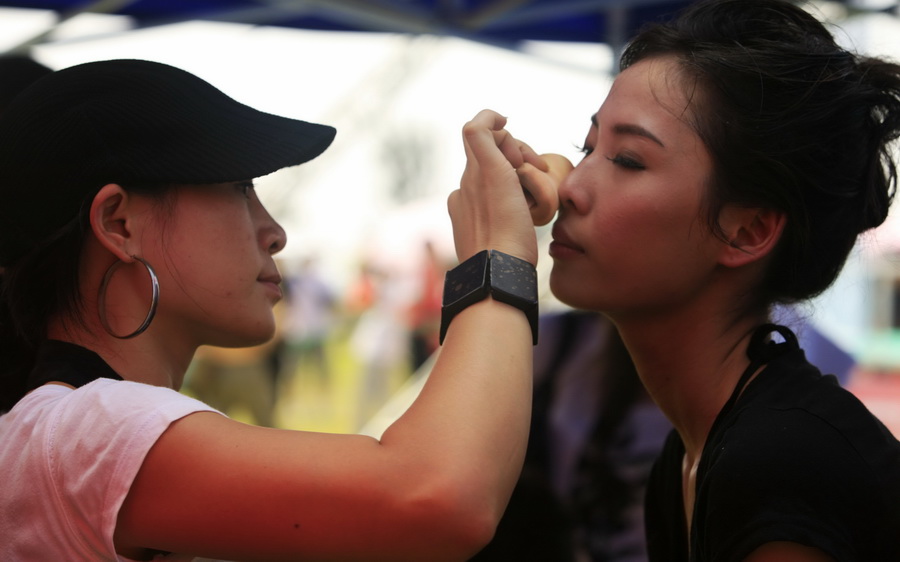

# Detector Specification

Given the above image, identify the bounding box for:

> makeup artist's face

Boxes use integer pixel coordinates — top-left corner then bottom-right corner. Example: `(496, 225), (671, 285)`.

(141, 180), (287, 348)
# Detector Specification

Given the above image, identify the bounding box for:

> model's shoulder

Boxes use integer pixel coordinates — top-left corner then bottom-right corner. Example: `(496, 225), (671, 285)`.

(706, 395), (900, 500)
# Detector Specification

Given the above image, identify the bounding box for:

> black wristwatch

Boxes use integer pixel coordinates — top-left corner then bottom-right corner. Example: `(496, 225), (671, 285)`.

(439, 249), (538, 345)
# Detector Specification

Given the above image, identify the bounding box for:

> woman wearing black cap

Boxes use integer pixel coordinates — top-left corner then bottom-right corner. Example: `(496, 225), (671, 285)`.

(0, 59), (559, 560)
(470, 1), (900, 561)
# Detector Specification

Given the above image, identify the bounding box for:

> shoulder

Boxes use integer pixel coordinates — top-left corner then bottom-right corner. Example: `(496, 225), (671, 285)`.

(695, 364), (900, 560)
(54, 379), (218, 437)
(704, 379), (900, 506)
(0, 380), (218, 558)
(23, 380), (219, 511)
(710, 357), (900, 481)
(38, 378), (217, 479)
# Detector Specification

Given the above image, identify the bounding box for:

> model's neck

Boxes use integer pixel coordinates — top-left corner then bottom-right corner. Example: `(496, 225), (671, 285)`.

(611, 307), (765, 459)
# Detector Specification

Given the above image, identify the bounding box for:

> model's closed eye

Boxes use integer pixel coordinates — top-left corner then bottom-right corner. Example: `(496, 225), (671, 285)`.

(606, 154), (645, 170)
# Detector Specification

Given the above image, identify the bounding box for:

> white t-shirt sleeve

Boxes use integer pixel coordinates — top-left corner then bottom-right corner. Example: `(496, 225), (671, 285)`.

(44, 379), (218, 559)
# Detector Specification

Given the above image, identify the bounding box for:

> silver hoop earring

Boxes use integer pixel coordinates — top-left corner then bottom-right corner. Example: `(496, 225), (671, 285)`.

(98, 255), (159, 339)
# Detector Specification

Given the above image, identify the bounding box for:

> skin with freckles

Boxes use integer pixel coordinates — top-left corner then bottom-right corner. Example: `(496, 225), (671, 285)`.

(51, 180), (288, 390)
(136, 182), (286, 350)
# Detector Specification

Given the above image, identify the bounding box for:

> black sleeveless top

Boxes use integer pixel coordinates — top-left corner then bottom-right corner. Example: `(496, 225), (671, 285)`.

(644, 324), (900, 561)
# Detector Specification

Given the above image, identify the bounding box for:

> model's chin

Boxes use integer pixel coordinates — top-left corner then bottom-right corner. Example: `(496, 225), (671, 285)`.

(548, 265), (580, 306)
(549, 266), (605, 312)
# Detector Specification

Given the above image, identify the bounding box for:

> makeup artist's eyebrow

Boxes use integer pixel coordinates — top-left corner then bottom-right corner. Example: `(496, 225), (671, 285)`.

(591, 113), (666, 148)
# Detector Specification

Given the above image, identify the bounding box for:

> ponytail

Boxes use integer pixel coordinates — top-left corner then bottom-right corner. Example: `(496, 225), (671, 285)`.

(0, 271), (35, 413)
(0, 213), (89, 412)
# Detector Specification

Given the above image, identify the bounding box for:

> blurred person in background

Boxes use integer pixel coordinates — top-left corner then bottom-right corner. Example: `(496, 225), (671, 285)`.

(473, 311), (671, 562)
(280, 255), (337, 388)
(350, 262), (412, 429)
(406, 239), (448, 372)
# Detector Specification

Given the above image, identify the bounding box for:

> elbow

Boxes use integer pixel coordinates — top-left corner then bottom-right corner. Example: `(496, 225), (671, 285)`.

(437, 499), (500, 559)
(400, 475), (505, 560)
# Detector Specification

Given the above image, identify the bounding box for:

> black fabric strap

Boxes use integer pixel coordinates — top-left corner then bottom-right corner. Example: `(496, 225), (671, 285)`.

(746, 323), (799, 366)
(709, 324), (799, 438)
(25, 340), (123, 392)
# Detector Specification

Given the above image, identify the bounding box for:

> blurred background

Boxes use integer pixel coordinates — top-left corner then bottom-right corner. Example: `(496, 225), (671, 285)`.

(2, 0), (899, 436)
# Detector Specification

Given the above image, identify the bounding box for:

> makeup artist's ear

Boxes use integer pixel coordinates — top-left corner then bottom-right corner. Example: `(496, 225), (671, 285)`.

(89, 183), (139, 262)
(717, 206), (786, 268)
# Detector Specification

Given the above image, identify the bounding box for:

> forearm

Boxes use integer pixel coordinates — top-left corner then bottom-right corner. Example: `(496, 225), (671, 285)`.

(367, 108), (541, 554)
(378, 296), (533, 530)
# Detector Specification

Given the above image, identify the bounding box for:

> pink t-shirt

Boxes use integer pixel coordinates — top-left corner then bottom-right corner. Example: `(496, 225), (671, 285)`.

(0, 379), (217, 561)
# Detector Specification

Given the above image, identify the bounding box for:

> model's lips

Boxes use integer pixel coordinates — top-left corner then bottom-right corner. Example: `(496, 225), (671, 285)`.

(549, 223), (584, 258)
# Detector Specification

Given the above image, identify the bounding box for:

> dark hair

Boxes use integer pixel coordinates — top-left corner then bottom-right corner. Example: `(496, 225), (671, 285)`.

(621, 0), (900, 307)
(0, 184), (174, 412)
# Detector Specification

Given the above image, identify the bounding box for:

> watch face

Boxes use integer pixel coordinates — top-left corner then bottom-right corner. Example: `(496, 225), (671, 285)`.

(490, 250), (538, 305)
(443, 250), (490, 307)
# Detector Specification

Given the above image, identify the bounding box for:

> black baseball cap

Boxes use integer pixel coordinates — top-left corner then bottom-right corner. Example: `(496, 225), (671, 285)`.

(0, 59), (336, 266)
(0, 54), (53, 112)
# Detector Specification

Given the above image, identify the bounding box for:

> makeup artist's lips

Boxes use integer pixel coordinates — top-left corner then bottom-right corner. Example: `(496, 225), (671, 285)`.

(549, 224), (584, 259)
(258, 274), (283, 300)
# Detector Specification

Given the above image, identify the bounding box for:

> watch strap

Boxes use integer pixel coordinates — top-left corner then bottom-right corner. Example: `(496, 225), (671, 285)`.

(439, 249), (538, 345)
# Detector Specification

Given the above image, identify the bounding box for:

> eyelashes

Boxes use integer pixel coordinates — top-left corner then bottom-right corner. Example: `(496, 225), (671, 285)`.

(577, 144), (646, 170)
(606, 154), (645, 170)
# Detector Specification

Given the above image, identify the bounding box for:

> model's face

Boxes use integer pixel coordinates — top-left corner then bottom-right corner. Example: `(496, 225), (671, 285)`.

(141, 180), (286, 348)
(549, 56), (721, 318)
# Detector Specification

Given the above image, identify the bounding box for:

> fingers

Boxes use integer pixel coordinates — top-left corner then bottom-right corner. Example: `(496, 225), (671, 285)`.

(454, 110), (538, 264)
(494, 130), (525, 169)
(517, 153), (574, 226)
(517, 140), (549, 173)
(454, 112), (574, 259)
(461, 110), (510, 172)
(517, 163), (559, 226)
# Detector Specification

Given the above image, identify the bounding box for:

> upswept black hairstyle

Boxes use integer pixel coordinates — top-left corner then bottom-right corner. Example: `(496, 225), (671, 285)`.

(621, 0), (900, 308)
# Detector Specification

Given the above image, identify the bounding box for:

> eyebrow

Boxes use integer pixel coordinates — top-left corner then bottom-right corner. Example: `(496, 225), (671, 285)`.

(591, 113), (666, 148)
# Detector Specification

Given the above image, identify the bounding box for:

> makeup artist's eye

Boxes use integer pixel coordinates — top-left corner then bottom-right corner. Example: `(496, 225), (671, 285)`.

(236, 181), (255, 198)
(606, 154), (646, 170)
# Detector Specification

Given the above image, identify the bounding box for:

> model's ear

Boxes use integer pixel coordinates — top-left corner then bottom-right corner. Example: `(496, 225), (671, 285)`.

(717, 205), (786, 268)
(89, 183), (139, 262)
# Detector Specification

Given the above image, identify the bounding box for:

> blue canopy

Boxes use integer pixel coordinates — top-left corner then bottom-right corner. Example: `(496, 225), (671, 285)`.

(2, 0), (696, 47)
